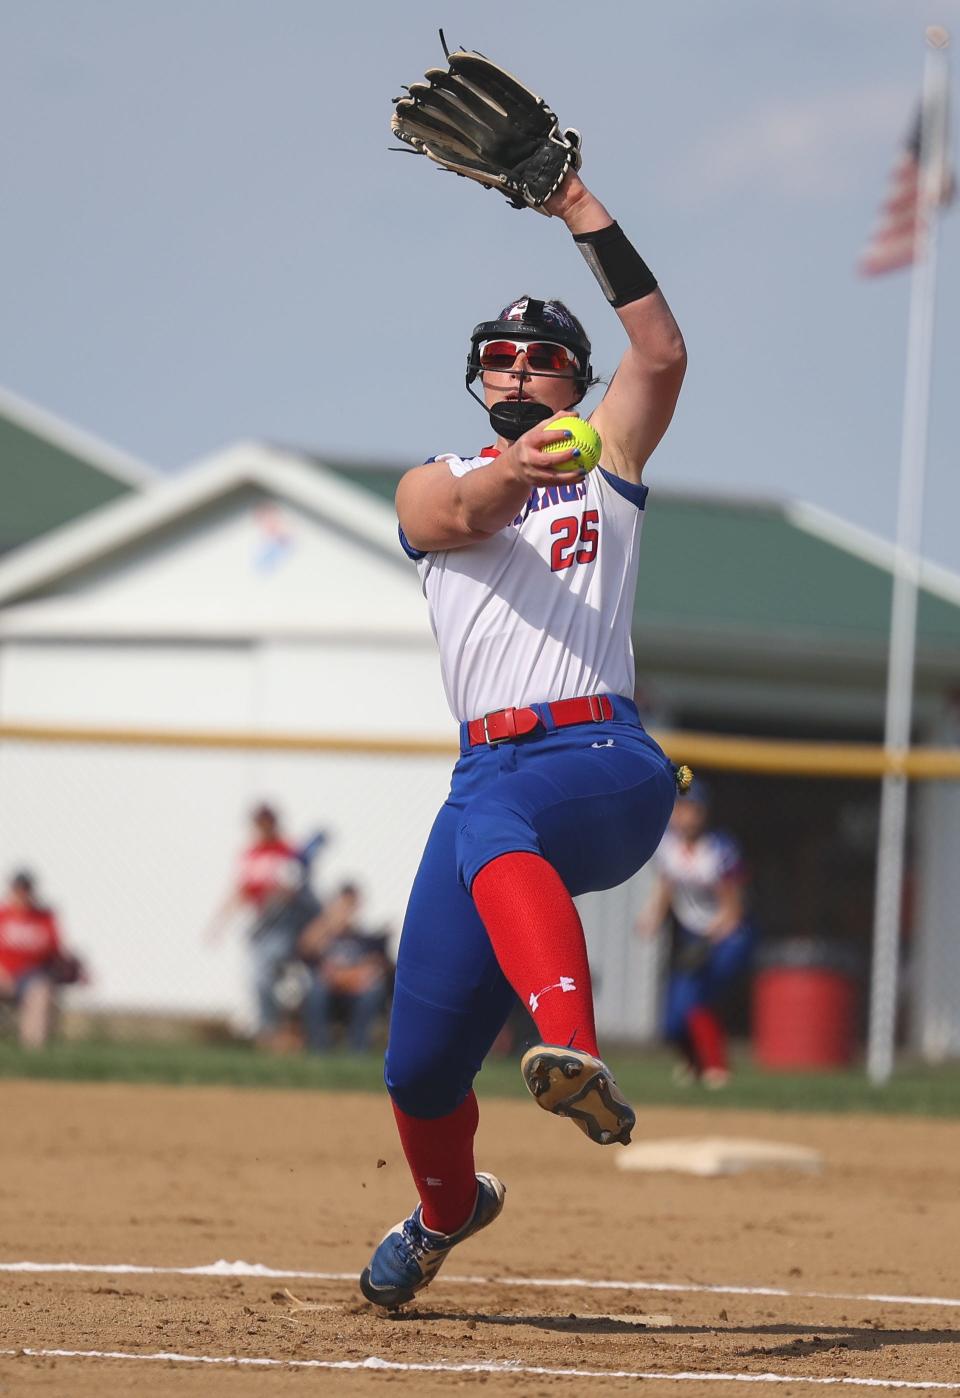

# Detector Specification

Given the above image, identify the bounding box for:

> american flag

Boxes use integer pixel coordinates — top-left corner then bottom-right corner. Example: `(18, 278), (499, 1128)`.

(857, 88), (954, 277)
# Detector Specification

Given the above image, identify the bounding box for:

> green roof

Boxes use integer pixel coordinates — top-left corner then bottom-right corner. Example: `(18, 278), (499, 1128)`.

(636, 496), (960, 655)
(321, 459), (960, 669)
(0, 394), (147, 557)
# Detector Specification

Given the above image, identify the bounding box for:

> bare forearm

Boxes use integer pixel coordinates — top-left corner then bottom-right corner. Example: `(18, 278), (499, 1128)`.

(205, 891), (242, 942)
(546, 172), (613, 235)
(455, 458), (540, 535)
(708, 883), (745, 937)
(545, 171), (686, 477)
(397, 420), (581, 552)
(551, 174), (684, 362)
(655, 881), (674, 925)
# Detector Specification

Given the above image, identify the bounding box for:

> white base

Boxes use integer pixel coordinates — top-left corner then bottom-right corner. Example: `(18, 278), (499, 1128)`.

(615, 1136), (823, 1177)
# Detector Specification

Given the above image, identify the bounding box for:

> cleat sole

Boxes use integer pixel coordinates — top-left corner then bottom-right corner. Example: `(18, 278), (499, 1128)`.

(520, 1045), (635, 1147)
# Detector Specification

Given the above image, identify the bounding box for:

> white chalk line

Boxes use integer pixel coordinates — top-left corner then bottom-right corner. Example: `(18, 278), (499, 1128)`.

(0, 1346), (958, 1389)
(2, 1259), (960, 1311)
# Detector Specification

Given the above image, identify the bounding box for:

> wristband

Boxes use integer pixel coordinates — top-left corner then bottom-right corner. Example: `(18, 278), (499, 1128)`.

(573, 222), (658, 308)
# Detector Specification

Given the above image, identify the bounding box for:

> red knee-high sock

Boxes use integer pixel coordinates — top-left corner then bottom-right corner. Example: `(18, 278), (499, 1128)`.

(472, 852), (599, 1057)
(392, 1092), (480, 1235)
(685, 1007), (727, 1073)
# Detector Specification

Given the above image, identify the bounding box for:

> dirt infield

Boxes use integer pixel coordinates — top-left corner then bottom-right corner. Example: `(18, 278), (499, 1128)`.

(2, 1079), (960, 1395)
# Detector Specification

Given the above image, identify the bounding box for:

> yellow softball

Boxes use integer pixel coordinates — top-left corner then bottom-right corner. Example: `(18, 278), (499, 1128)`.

(539, 415), (602, 472)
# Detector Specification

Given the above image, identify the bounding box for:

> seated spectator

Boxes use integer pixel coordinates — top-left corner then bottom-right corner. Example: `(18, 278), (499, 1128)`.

(298, 884), (391, 1053)
(0, 870), (83, 1049)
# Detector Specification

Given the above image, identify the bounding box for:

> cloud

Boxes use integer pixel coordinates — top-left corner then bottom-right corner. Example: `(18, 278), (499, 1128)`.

(677, 82), (913, 200)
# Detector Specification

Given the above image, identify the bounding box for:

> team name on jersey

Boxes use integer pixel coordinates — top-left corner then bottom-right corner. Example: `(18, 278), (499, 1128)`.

(512, 479), (589, 528)
(0, 916), (51, 950)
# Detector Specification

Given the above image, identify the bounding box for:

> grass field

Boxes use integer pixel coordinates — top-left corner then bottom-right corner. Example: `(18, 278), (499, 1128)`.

(3, 1037), (960, 1115)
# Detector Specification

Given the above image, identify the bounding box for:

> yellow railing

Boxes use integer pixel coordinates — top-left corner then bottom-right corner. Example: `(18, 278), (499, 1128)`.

(2, 721), (959, 779)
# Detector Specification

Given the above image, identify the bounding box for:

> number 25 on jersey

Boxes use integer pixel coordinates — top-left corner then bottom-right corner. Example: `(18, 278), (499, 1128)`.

(550, 511), (599, 572)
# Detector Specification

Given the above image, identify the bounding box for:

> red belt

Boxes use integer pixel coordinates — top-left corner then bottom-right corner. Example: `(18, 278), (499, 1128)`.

(466, 694), (614, 747)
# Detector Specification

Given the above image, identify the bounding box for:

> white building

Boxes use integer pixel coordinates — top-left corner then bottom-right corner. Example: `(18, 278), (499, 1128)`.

(2, 427), (959, 1050)
(0, 441), (660, 1036)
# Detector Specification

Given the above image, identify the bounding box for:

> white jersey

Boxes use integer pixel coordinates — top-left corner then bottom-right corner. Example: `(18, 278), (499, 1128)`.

(400, 450), (649, 722)
(655, 829), (744, 935)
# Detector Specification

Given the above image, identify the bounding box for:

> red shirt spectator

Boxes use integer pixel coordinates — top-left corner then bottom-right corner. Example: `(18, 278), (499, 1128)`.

(0, 870), (81, 1051)
(0, 886), (62, 981)
(237, 838), (302, 908)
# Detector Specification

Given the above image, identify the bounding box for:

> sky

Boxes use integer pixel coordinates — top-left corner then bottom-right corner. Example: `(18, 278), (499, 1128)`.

(2, 0), (959, 568)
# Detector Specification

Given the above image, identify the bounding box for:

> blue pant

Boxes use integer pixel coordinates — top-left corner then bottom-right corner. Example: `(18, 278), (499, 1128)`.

(249, 925), (301, 1035)
(385, 696), (676, 1118)
(303, 975), (387, 1052)
(664, 923), (756, 1043)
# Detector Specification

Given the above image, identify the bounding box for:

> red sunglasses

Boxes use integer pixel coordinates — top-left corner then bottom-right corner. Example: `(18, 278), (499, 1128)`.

(478, 339), (578, 374)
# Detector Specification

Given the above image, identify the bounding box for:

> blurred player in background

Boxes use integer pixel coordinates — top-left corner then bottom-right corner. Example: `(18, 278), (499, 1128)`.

(298, 883), (392, 1053)
(0, 870), (82, 1049)
(206, 803), (323, 1048)
(636, 781), (755, 1087)
(361, 52), (687, 1308)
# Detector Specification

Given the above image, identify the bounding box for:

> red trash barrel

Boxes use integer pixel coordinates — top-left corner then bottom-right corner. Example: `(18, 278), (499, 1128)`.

(752, 939), (859, 1069)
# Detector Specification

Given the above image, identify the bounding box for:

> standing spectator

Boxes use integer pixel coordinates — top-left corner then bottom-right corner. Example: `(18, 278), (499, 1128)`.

(0, 871), (75, 1049)
(298, 884), (391, 1053)
(206, 804), (323, 1047)
(636, 783), (755, 1087)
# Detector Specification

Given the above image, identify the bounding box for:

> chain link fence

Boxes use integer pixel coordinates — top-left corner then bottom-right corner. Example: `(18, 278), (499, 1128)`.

(1, 725), (957, 1060)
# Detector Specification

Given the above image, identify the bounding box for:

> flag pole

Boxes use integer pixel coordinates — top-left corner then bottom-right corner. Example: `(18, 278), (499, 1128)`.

(866, 28), (951, 1086)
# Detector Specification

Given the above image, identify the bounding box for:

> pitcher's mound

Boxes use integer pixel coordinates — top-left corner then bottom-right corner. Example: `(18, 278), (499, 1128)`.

(616, 1136), (823, 1177)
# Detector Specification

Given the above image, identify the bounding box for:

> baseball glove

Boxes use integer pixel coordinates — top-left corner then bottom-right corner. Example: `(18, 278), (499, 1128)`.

(391, 36), (582, 212)
(47, 951), (86, 986)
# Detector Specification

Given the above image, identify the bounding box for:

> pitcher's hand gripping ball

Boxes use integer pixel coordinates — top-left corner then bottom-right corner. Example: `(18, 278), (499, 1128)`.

(541, 416), (602, 472)
(391, 34), (582, 212)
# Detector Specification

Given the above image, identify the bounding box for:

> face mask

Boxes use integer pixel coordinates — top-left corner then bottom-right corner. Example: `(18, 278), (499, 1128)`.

(487, 398), (556, 441)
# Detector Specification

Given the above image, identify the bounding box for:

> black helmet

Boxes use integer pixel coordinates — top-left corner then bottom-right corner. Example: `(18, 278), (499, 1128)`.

(466, 296), (593, 440)
(467, 295), (593, 388)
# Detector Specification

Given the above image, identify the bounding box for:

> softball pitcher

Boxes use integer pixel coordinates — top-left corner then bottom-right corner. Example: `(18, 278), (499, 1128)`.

(361, 41), (687, 1308)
